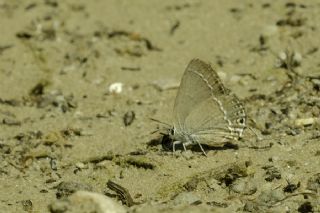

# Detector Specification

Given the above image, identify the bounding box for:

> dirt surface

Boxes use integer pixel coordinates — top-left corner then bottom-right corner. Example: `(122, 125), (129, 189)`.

(0, 0), (320, 212)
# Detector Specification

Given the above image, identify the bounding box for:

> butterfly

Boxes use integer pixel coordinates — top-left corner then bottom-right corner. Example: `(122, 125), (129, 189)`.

(168, 59), (246, 155)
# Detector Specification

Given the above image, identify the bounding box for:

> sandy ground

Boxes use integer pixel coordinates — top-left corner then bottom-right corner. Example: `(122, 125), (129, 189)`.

(0, 0), (320, 212)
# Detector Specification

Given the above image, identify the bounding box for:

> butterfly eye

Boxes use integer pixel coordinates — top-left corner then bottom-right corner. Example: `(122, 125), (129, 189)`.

(237, 118), (245, 124)
(169, 128), (174, 135)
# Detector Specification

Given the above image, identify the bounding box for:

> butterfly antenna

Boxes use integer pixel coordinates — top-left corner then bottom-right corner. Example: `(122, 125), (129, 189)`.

(245, 126), (285, 150)
(150, 129), (160, 134)
(149, 118), (171, 135)
(248, 126), (284, 142)
(149, 118), (171, 127)
(150, 128), (169, 135)
(248, 126), (263, 142)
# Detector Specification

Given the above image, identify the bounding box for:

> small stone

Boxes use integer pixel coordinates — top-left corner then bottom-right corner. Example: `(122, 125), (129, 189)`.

(108, 82), (123, 94)
(295, 118), (318, 127)
(56, 181), (93, 199)
(311, 79), (320, 90)
(278, 51), (287, 62)
(49, 191), (126, 213)
(257, 188), (286, 204)
(217, 71), (227, 81)
(263, 165), (281, 182)
(75, 162), (88, 169)
(230, 179), (257, 195)
(50, 158), (58, 171)
(151, 79), (179, 91)
(307, 173), (320, 192)
(229, 75), (241, 84)
(123, 111), (135, 126)
(21, 200), (33, 212)
(206, 178), (221, 191)
(181, 150), (193, 160)
(172, 192), (201, 205)
(2, 118), (21, 126)
(78, 130), (93, 136)
(243, 201), (261, 212)
(293, 52), (302, 65)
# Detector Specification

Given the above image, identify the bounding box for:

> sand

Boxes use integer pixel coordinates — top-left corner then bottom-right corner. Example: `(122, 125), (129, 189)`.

(0, 0), (319, 212)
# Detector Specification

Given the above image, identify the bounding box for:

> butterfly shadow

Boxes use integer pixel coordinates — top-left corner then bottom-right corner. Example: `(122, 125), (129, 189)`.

(147, 127), (275, 155)
(148, 118), (241, 155)
(160, 134), (239, 154)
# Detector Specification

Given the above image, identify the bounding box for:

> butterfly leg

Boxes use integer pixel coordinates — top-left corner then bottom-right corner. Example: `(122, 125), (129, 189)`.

(195, 141), (207, 156)
(173, 141), (190, 153)
(181, 141), (192, 152)
(172, 141), (181, 153)
(173, 140), (207, 156)
(182, 143), (187, 152)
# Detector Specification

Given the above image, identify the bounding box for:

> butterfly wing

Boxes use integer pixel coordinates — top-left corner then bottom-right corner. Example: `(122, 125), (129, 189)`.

(173, 59), (246, 144)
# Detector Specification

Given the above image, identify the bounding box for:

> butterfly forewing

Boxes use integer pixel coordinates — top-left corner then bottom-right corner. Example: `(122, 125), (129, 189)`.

(173, 59), (225, 128)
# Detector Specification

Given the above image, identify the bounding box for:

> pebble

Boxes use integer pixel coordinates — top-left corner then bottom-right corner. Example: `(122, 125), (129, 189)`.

(295, 117), (318, 127)
(172, 192), (201, 205)
(49, 191), (126, 213)
(75, 162), (88, 169)
(293, 52), (302, 65)
(230, 179), (257, 195)
(181, 150), (194, 160)
(108, 82), (123, 94)
(56, 181), (93, 199)
(2, 118), (21, 126)
(217, 71), (227, 81)
(258, 189), (285, 204)
(123, 111), (135, 126)
(151, 79), (179, 91)
(229, 75), (241, 84)
(307, 173), (320, 192)
(311, 79), (320, 88)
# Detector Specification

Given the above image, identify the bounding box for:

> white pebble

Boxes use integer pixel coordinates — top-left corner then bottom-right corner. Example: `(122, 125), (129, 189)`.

(109, 82), (123, 94)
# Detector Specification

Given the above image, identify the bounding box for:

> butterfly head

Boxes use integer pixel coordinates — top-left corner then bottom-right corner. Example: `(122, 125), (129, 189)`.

(160, 127), (175, 151)
(167, 126), (176, 139)
(166, 126), (182, 142)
